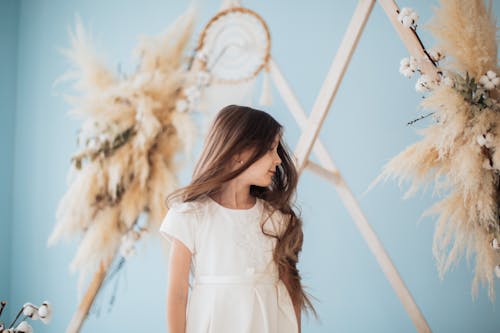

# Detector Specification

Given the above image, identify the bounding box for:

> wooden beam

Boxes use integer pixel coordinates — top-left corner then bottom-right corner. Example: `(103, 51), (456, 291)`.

(293, 0), (376, 175)
(66, 258), (114, 333)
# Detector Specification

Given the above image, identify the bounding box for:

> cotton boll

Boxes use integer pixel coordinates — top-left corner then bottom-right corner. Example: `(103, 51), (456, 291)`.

(492, 238), (500, 250)
(495, 265), (500, 278)
(397, 7), (418, 28)
(175, 99), (188, 113)
(197, 71), (211, 86)
(483, 133), (495, 148)
(476, 134), (487, 146)
(427, 49), (445, 62)
(415, 75), (434, 92)
(38, 301), (52, 324)
(399, 56), (419, 78)
(486, 70), (497, 79)
(485, 81), (495, 90)
(22, 303), (38, 320)
(479, 75), (490, 86)
(401, 16), (413, 28)
(479, 71), (499, 90)
(15, 321), (33, 333)
(119, 232), (137, 258)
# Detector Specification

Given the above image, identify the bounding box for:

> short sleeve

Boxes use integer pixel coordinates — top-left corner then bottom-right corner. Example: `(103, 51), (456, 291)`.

(159, 202), (197, 254)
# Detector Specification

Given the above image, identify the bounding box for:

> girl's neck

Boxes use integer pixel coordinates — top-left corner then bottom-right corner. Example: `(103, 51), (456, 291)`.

(212, 181), (255, 209)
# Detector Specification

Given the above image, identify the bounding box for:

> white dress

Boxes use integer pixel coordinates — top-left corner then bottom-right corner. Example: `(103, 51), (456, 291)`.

(159, 195), (299, 333)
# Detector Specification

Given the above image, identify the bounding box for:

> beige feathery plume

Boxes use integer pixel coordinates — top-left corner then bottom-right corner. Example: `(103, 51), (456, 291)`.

(49, 7), (198, 295)
(369, 0), (500, 301)
(426, 0), (498, 78)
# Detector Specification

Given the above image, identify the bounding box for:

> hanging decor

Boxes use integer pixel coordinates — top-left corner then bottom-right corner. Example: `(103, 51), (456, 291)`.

(48, 8), (198, 297)
(370, 0), (500, 301)
(182, 4), (272, 119)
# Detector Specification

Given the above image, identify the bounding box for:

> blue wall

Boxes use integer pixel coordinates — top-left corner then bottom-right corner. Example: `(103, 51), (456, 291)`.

(4, 0), (500, 332)
(0, 0), (19, 317)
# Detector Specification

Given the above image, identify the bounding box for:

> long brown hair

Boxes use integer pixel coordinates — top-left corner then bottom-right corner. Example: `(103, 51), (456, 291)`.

(166, 104), (318, 318)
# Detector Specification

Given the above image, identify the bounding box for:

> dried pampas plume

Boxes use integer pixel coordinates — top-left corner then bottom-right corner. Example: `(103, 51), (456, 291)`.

(369, 0), (500, 301)
(48, 8), (198, 296)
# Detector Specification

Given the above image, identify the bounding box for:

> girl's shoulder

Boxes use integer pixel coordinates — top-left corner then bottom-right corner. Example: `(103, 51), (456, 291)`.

(167, 197), (209, 215)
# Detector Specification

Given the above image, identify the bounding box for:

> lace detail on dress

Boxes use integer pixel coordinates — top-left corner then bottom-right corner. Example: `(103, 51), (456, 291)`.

(233, 207), (275, 270)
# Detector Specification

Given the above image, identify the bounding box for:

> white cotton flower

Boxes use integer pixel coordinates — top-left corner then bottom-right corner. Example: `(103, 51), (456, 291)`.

(38, 301), (52, 324)
(176, 99), (189, 113)
(15, 321), (33, 333)
(184, 86), (201, 104)
(195, 49), (208, 63)
(495, 265), (500, 278)
(119, 233), (137, 258)
(399, 56), (418, 78)
(427, 49), (445, 62)
(98, 133), (110, 143)
(492, 238), (500, 250)
(415, 74), (434, 92)
(86, 137), (99, 151)
(477, 133), (495, 148)
(479, 70), (500, 90)
(398, 8), (418, 28)
(22, 303), (39, 320)
(197, 71), (211, 86)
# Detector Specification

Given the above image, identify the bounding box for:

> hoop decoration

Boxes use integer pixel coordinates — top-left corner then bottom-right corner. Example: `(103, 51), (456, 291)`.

(175, 6), (272, 115)
(195, 6), (271, 84)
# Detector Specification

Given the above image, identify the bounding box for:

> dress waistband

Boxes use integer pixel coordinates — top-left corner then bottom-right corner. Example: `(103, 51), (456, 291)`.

(194, 273), (279, 285)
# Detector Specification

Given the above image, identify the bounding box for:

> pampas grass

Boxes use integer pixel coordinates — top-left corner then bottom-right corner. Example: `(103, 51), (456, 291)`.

(370, 0), (500, 301)
(48, 8), (198, 296)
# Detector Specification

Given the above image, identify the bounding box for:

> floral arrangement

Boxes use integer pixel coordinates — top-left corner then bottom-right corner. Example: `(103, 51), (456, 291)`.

(371, 0), (500, 300)
(48, 8), (199, 296)
(0, 300), (52, 332)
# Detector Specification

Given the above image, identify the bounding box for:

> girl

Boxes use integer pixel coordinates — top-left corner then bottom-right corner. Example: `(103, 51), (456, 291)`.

(160, 105), (317, 333)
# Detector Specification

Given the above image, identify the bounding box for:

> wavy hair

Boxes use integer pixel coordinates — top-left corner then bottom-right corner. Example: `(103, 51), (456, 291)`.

(166, 104), (318, 318)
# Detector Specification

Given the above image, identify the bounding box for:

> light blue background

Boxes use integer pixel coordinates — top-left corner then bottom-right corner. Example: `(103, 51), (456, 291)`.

(1, 0), (499, 332)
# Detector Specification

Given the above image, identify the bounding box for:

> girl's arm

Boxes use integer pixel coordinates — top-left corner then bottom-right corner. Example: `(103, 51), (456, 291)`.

(166, 238), (192, 333)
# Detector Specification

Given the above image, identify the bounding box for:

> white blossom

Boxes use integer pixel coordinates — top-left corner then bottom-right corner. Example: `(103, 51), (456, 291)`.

(399, 56), (418, 78)
(476, 133), (494, 148)
(175, 99), (189, 113)
(415, 74), (435, 92)
(15, 321), (33, 333)
(119, 232), (137, 258)
(184, 86), (201, 104)
(197, 71), (211, 86)
(398, 8), (419, 28)
(495, 265), (500, 278)
(37, 301), (52, 324)
(492, 238), (500, 250)
(427, 49), (445, 62)
(479, 70), (500, 90)
(195, 49), (208, 63)
(22, 303), (39, 320)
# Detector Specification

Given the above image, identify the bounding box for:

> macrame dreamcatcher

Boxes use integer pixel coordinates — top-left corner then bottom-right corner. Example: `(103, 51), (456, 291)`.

(178, 4), (272, 121)
(48, 8), (198, 303)
(371, 0), (500, 301)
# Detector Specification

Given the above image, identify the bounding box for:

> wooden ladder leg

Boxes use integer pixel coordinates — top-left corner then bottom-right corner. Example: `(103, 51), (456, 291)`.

(66, 258), (113, 333)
